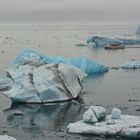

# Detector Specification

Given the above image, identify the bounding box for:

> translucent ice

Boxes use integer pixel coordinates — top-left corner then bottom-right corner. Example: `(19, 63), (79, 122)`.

(14, 49), (108, 74)
(111, 108), (121, 119)
(121, 61), (140, 69)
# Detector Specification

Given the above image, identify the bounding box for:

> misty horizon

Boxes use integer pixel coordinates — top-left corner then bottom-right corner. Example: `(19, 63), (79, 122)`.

(0, 0), (140, 24)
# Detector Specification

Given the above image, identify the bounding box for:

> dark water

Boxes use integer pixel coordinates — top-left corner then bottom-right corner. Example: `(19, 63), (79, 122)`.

(0, 24), (140, 140)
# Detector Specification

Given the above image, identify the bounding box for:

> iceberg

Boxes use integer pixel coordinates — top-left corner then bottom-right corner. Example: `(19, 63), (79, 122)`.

(89, 106), (106, 120)
(14, 49), (108, 74)
(86, 35), (140, 46)
(121, 61), (140, 69)
(135, 26), (140, 35)
(0, 135), (17, 140)
(3, 63), (86, 103)
(67, 107), (140, 138)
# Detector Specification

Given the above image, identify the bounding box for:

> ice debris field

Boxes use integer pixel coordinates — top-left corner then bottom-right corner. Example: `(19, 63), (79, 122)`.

(67, 106), (140, 138)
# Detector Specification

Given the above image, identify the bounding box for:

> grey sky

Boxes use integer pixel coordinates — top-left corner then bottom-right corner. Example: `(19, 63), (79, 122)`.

(0, 0), (140, 23)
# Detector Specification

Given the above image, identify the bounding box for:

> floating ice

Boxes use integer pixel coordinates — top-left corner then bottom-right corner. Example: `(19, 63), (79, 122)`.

(86, 35), (94, 44)
(83, 106), (106, 124)
(0, 78), (13, 91)
(14, 49), (108, 74)
(0, 135), (17, 140)
(121, 61), (140, 69)
(67, 107), (140, 138)
(3, 63), (86, 103)
(111, 108), (121, 119)
(83, 109), (98, 124)
(135, 26), (140, 35)
(90, 106), (106, 120)
(86, 35), (140, 46)
(88, 42), (96, 47)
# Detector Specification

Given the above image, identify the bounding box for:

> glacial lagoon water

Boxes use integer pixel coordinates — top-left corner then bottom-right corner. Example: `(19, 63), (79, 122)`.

(0, 23), (140, 140)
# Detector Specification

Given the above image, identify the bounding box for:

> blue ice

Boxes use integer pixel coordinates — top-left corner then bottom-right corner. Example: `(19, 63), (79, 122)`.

(14, 49), (108, 74)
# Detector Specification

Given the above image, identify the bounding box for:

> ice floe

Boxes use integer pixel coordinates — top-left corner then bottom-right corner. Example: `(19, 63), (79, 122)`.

(83, 108), (98, 124)
(121, 61), (140, 69)
(86, 35), (140, 46)
(14, 49), (108, 74)
(0, 49), (109, 103)
(67, 106), (140, 138)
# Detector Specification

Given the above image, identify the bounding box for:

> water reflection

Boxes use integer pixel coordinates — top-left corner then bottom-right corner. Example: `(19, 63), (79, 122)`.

(5, 101), (84, 135)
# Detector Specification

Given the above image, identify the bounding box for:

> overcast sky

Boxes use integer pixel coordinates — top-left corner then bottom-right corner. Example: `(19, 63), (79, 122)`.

(0, 0), (140, 23)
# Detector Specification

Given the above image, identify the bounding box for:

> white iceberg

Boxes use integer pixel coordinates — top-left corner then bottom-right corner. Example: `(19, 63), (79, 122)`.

(121, 61), (140, 69)
(86, 35), (140, 46)
(0, 135), (17, 140)
(14, 49), (108, 74)
(3, 63), (86, 103)
(67, 107), (140, 138)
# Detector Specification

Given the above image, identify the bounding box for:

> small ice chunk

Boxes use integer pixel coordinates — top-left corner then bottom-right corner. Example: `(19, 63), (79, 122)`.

(12, 111), (24, 116)
(3, 64), (87, 103)
(90, 106), (106, 120)
(111, 108), (121, 119)
(88, 42), (96, 47)
(121, 61), (140, 69)
(0, 135), (17, 140)
(83, 109), (97, 124)
(0, 78), (13, 91)
(135, 26), (140, 35)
